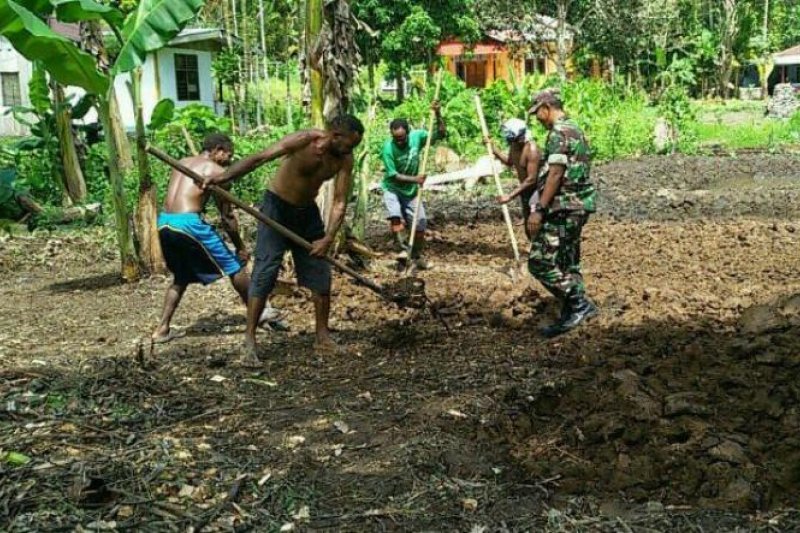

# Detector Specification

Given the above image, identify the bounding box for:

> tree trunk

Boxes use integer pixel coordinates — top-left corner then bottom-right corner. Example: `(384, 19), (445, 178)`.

(306, 0), (324, 128)
(353, 101), (377, 241)
(554, 0), (570, 80)
(131, 69), (166, 275)
(109, 87), (134, 172)
(306, 0), (333, 221)
(51, 82), (87, 204)
(396, 72), (405, 104)
(258, 0), (270, 114)
(239, 0), (249, 133)
(98, 97), (140, 281)
(368, 62), (375, 94)
(761, 0), (770, 100)
(221, 0), (237, 130)
(718, 0), (739, 99)
(285, 64), (293, 126)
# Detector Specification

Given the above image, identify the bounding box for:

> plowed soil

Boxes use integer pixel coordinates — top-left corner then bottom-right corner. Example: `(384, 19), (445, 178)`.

(2, 152), (800, 531)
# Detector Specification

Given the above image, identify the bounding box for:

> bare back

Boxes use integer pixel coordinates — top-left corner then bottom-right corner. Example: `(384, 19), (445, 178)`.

(270, 132), (352, 206)
(163, 155), (223, 213)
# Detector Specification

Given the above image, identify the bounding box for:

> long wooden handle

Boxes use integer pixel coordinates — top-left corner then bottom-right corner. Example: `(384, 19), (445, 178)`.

(408, 69), (444, 249)
(474, 95), (521, 262)
(146, 145), (389, 298)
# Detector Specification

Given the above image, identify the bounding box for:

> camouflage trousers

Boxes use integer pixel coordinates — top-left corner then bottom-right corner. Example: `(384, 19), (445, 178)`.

(528, 212), (589, 300)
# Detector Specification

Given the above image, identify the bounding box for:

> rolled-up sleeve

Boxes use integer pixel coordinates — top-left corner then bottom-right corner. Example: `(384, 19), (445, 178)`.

(546, 129), (568, 166)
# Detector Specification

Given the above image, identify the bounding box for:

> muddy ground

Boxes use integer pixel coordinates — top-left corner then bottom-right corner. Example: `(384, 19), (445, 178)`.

(2, 153), (800, 531)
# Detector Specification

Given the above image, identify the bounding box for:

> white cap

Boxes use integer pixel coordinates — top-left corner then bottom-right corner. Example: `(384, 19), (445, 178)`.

(500, 118), (528, 142)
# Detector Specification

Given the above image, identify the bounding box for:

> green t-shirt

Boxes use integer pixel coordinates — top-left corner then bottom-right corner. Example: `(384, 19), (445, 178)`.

(380, 129), (429, 197)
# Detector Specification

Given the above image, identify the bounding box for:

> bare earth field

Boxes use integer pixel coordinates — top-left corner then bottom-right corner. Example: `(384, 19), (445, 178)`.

(2, 153), (800, 531)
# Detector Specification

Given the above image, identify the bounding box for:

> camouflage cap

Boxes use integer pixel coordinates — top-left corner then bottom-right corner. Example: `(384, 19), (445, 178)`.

(528, 89), (562, 114)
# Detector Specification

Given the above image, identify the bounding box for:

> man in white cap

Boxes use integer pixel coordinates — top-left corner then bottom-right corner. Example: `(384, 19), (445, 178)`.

(489, 118), (542, 238)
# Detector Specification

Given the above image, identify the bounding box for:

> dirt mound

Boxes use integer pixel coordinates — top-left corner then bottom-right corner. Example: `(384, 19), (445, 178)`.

(473, 294), (800, 511)
(595, 153), (800, 220)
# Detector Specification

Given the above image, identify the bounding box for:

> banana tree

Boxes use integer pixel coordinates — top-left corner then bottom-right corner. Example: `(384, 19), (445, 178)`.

(0, 0), (204, 281)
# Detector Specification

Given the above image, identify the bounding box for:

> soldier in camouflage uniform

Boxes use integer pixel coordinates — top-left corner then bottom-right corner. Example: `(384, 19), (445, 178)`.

(527, 90), (598, 337)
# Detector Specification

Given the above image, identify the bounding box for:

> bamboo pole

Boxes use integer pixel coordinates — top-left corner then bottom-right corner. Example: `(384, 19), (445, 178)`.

(180, 125), (199, 155)
(407, 69), (443, 250)
(474, 94), (520, 262)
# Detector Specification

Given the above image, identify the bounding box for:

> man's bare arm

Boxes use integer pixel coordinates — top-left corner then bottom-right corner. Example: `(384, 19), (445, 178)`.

(505, 143), (542, 201)
(309, 156), (354, 257)
(326, 156), (354, 240)
(213, 193), (245, 253)
(209, 130), (323, 187)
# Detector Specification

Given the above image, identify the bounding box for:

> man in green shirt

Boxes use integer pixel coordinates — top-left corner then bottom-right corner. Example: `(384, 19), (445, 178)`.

(380, 101), (446, 269)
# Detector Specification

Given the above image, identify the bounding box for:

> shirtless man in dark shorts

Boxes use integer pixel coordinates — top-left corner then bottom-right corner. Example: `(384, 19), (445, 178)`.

(204, 115), (364, 360)
(490, 118), (542, 238)
(152, 134), (285, 344)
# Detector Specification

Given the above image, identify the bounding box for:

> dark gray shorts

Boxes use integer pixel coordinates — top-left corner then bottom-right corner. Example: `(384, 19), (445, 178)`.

(250, 190), (332, 298)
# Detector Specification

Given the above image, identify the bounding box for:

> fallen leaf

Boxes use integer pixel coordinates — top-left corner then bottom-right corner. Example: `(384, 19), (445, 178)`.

(292, 505), (310, 521)
(333, 421), (350, 434)
(286, 436), (305, 449)
(85, 521), (117, 530)
(3, 451), (31, 466)
(462, 498), (478, 511)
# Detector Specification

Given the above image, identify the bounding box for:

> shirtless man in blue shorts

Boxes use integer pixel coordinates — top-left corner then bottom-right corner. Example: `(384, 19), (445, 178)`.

(152, 134), (285, 345)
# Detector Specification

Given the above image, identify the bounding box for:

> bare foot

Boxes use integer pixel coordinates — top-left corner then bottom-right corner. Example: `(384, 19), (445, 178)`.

(239, 337), (262, 367)
(151, 328), (186, 344)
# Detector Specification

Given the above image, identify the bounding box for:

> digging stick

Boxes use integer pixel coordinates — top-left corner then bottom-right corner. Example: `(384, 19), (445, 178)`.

(407, 69), (444, 250)
(146, 145), (389, 299)
(474, 95), (521, 262)
(180, 125), (199, 155)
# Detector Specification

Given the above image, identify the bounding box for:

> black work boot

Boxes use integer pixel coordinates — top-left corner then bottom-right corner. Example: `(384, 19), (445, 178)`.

(540, 293), (598, 338)
(410, 233), (431, 270)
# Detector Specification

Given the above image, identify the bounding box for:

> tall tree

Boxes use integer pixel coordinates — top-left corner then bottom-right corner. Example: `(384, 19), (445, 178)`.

(306, 0), (361, 221)
(718, 0), (740, 98)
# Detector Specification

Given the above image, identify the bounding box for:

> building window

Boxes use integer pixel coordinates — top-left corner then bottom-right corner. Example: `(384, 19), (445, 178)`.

(525, 57), (547, 76)
(174, 54), (200, 101)
(1, 72), (22, 107)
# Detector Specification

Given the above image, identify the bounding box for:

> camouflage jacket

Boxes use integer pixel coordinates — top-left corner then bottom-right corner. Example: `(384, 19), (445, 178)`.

(539, 117), (596, 214)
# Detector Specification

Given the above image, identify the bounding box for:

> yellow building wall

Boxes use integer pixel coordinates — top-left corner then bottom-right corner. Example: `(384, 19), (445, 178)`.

(439, 43), (577, 86)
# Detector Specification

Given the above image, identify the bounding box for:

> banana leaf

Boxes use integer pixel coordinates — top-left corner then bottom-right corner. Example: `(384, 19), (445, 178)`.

(28, 62), (50, 114)
(51, 0), (124, 28)
(112, 0), (205, 75)
(148, 98), (174, 130)
(0, 0), (108, 94)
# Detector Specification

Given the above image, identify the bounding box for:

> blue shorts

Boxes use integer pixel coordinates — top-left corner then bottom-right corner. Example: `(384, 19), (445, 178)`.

(383, 189), (427, 232)
(157, 212), (242, 285)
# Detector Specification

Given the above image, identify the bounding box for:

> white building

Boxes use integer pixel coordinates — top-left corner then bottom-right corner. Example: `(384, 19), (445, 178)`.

(0, 27), (232, 136)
